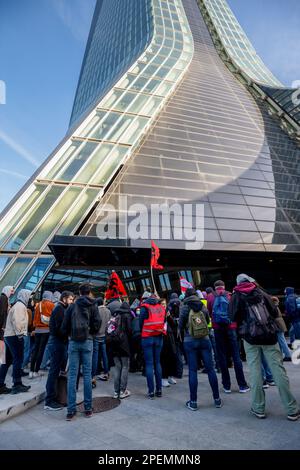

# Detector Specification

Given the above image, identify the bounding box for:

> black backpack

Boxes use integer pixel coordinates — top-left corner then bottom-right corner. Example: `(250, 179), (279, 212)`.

(71, 303), (91, 342)
(238, 294), (279, 345)
(106, 314), (125, 346)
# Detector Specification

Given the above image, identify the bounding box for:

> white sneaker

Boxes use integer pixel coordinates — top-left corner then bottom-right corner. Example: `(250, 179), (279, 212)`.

(168, 377), (177, 385)
(28, 372), (34, 379)
(33, 372), (40, 378)
(119, 390), (131, 399)
(162, 379), (170, 387)
(113, 392), (119, 399)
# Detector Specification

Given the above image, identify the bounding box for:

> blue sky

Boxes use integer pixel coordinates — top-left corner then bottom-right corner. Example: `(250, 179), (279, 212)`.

(0, 0), (299, 213)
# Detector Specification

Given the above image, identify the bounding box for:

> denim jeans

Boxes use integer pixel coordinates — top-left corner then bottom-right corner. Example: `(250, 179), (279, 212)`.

(0, 336), (24, 386)
(184, 337), (220, 402)
(40, 342), (51, 369)
(30, 333), (49, 373)
(113, 356), (129, 394)
(99, 338), (109, 374)
(291, 321), (300, 341)
(261, 351), (273, 382)
(22, 335), (35, 369)
(141, 336), (163, 394)
(244, 340), (299, 415)
(45, 336), (67, 405)
(92, 338), (100, 378)
(214, 328), (247, 390)
(67, 339), (93, 413)
(277, 332), (291, 359)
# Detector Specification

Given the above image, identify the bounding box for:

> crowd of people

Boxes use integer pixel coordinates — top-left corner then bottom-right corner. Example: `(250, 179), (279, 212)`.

(0, 274), (300, 422)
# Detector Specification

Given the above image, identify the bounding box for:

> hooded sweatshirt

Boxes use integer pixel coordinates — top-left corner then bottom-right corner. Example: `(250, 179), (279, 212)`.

(4, 289), (31, 337)
(106, 297), (122, 316)
(33, 291), (54, 333)
(167, 293), (181, 319)
(0, 286), (14, 338)
(61, 295), (101, 341)
(110, 302), (132, 356)
(230, 282), (278, 327)
(179, 294), (210, 341)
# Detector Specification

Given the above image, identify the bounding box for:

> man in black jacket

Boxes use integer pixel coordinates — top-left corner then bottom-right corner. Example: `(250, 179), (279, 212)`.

(61, 284), (101, 420)
(44, 291), (74, 411)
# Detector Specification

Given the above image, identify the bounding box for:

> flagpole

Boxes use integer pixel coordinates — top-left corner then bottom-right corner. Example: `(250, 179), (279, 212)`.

(150, 265), (158, 296)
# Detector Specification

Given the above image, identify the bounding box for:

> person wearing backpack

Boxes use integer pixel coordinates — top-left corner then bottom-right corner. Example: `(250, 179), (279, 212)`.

(167, 293), (183, 379)
(0, 289), (32, 395)
(106, 302), (132, 399)
(207, 280), (249, 394)
(44, 291), (74, 411)
(230, 274), (300, 421)
(61, 284), (101, 421)
(94, 298), (111, 382)
(284, 287), (300, 340)
(140, 293), (166, 399)
(179, 288), (222, 411)
(29, 291), (54, 378)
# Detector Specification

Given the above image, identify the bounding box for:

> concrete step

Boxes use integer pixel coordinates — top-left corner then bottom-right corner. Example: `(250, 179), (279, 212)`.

(0, 375), (47, 424)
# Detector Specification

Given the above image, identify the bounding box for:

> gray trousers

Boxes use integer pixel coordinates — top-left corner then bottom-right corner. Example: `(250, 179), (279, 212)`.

(113, 356), (129, 394)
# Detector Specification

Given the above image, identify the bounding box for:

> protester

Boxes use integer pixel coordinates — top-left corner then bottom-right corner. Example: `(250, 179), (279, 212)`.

(61, 284), (101, 421)
(272, 296), (292, 361)
(284, 287), (300, 340)
(230, 274), (300, 420)
(0, 286), (14, 339)
(0, 289), (32, 394)
(140, 293), (166, 399)
(179, 288), (222, 410)
(44, 291), (74, 411)
(167, 292), (183, 379)
(0, 286), (14, 364)
(106, 302), (132, 399)
(207, 280), (249, 394)
(92, 297), (111, 384)
(161, 304), (177, 387)
(30, 291), (54, 378)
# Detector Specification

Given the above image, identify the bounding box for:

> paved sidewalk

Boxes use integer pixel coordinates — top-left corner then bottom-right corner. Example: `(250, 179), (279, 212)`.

(0, 363), (300, 450)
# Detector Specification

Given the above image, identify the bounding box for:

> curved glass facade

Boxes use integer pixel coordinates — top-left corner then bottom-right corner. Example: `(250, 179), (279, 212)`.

(70, 0), (154, 128)
(199, 0), (282, 87)
(260, 86), (300, 128)
(82, 0), (300, 253)
(0, 0), (194, 291)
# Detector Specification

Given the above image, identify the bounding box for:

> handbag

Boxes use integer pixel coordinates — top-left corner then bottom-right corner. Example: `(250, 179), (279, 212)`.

(39, 302), (50, 325)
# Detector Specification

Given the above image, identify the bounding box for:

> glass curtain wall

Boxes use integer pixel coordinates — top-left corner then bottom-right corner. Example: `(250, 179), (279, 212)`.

(0, 0), (194, 292)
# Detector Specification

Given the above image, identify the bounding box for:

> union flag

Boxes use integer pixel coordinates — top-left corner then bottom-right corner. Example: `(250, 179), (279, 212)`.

(151, 240), (164, 270)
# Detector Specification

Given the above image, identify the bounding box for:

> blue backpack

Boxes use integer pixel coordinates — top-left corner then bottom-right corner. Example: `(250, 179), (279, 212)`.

(212, 294), (230, 325)
(285, 294), (300, 320)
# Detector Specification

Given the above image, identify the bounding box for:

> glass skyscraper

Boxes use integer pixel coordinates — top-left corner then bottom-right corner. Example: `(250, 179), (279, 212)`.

(0, 0), (299, 295)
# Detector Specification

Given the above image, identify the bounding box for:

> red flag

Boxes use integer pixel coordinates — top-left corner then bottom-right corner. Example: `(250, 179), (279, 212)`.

(180, 276), (193, 295)
(151, 240), (164, 270)
(105, 271), (127, 300)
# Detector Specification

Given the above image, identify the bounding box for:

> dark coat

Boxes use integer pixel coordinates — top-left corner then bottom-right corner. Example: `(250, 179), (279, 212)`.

(0, 293), (9, 340)
(179, 294), (210, 340)
(110, 302), (132, 357)
(61, 296), (101, 341)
